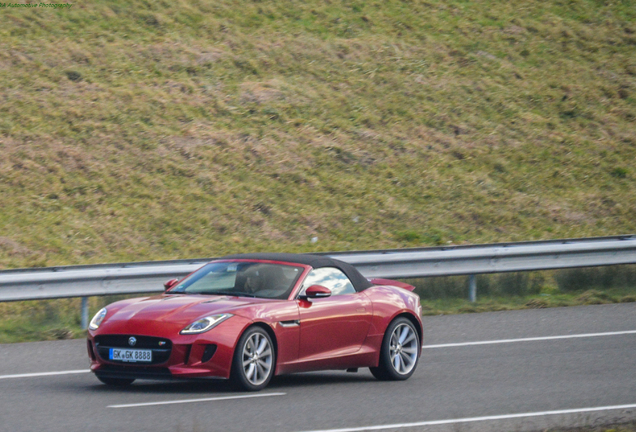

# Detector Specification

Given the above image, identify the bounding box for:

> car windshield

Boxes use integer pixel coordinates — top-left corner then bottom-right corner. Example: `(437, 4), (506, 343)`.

(169, 261), (304, 300)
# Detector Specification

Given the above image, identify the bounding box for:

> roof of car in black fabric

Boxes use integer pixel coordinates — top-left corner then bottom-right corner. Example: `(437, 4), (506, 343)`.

(218, 253), (373, 292)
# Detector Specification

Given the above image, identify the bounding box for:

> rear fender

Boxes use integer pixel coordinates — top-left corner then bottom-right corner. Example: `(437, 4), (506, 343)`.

(369, 278), (415, 291)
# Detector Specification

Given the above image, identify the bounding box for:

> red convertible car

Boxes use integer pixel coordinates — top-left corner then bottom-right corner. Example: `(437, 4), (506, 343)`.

(87, 253), (423, 390)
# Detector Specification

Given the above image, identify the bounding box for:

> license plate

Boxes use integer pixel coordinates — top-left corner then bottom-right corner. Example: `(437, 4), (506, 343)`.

(109, 348), (152, 363)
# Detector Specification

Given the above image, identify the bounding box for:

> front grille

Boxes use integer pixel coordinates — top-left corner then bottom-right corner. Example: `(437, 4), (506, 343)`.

(95, 335), (172, 365)
(95, 335), (172, 349)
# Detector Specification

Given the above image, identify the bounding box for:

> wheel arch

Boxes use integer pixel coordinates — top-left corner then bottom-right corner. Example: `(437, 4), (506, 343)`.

(393, 312), (423, 349)
(234, 321), (279, 367)
(229, 321), (279, 389)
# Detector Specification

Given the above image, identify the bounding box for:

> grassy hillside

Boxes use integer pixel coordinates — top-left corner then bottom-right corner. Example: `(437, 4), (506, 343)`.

(1, 0), (635, 269)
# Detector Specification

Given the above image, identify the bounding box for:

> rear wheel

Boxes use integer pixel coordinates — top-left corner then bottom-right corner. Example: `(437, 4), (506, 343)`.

(231, 326), (275, 391)
(370, 317), (420, 381)
(96, 376), (135, 386)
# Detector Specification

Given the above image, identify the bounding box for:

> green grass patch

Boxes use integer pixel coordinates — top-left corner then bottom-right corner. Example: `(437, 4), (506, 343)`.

(410, 265), (636, 314)
(405, 264), (636, 298)
(0, 295), (137, 344)
(420, 287), (636, 316)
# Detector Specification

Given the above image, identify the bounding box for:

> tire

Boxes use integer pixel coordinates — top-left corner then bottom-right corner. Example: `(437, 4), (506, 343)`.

(231, 326), (276, 391)
(96, 376), (135, 386)
(370, 317), (420, 381)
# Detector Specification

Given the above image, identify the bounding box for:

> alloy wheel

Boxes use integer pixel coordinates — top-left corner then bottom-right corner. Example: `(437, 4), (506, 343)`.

(241, 332), (273, 386)
(388, 323), (418, 375)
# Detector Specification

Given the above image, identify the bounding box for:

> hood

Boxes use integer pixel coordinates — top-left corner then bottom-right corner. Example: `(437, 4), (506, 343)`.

(96, 294), (274, 335)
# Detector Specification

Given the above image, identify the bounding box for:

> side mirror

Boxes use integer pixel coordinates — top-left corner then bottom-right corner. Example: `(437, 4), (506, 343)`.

(300, 285), (331, 300)
(164, 278), (180, 291)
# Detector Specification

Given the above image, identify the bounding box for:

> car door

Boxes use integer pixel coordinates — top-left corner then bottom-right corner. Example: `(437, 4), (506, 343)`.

(297, 267), (373, 361)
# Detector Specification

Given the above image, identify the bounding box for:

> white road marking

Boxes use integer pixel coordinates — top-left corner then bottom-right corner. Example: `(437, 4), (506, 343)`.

(422, 329), (636, 349)
(297, 403), (636, 432)
(108, 392), (286, 408)
(0, 369), (90, 380)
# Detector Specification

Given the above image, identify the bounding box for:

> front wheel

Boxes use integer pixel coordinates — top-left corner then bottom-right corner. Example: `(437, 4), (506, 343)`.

(231, 326), (276, 391)
(370, 317), (420, 381)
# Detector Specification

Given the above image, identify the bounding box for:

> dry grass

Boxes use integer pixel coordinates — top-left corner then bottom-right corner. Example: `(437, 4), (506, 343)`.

(0, 0), (635, 271)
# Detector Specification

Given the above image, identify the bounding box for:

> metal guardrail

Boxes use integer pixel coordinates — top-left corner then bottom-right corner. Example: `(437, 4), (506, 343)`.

(0, 259), (211, 302)
(329, 234), (636, 278)
(1, 235), (635, 327)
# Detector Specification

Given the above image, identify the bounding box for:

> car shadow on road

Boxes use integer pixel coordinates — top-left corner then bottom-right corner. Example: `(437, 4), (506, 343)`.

(268, 371), (376, 389)
(69, 370), (376, 394)
(85, 379), (235, 394)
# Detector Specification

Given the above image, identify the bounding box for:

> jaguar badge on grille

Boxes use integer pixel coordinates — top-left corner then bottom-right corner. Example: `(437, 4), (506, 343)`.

(128, 337), (137, 347)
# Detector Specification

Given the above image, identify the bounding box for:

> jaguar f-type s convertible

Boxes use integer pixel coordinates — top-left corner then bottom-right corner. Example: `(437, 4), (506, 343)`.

(87, 253), (423, 391)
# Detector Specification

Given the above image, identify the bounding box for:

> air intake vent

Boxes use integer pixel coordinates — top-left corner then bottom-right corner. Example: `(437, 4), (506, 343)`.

(202, 344), (217, 363)
(87, 340), (96, 361)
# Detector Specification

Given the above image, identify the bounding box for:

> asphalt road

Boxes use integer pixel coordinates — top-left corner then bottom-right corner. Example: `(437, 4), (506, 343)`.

(0, 303), (634, 432)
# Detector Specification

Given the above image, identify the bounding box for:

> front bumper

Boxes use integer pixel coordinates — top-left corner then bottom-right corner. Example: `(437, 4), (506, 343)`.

(87, 316), (252, 380)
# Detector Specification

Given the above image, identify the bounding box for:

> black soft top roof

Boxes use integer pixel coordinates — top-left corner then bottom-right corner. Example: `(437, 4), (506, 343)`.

(219, 253), (373, 292)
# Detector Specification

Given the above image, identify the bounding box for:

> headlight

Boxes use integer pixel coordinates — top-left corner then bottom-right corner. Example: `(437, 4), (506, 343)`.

(88, 308), (107, 330)
(180, 314), (233, 335)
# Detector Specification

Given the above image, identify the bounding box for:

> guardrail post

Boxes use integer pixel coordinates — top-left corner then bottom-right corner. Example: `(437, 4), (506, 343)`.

(469, 275), (477, 303)
(81, 297), (89, 329)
